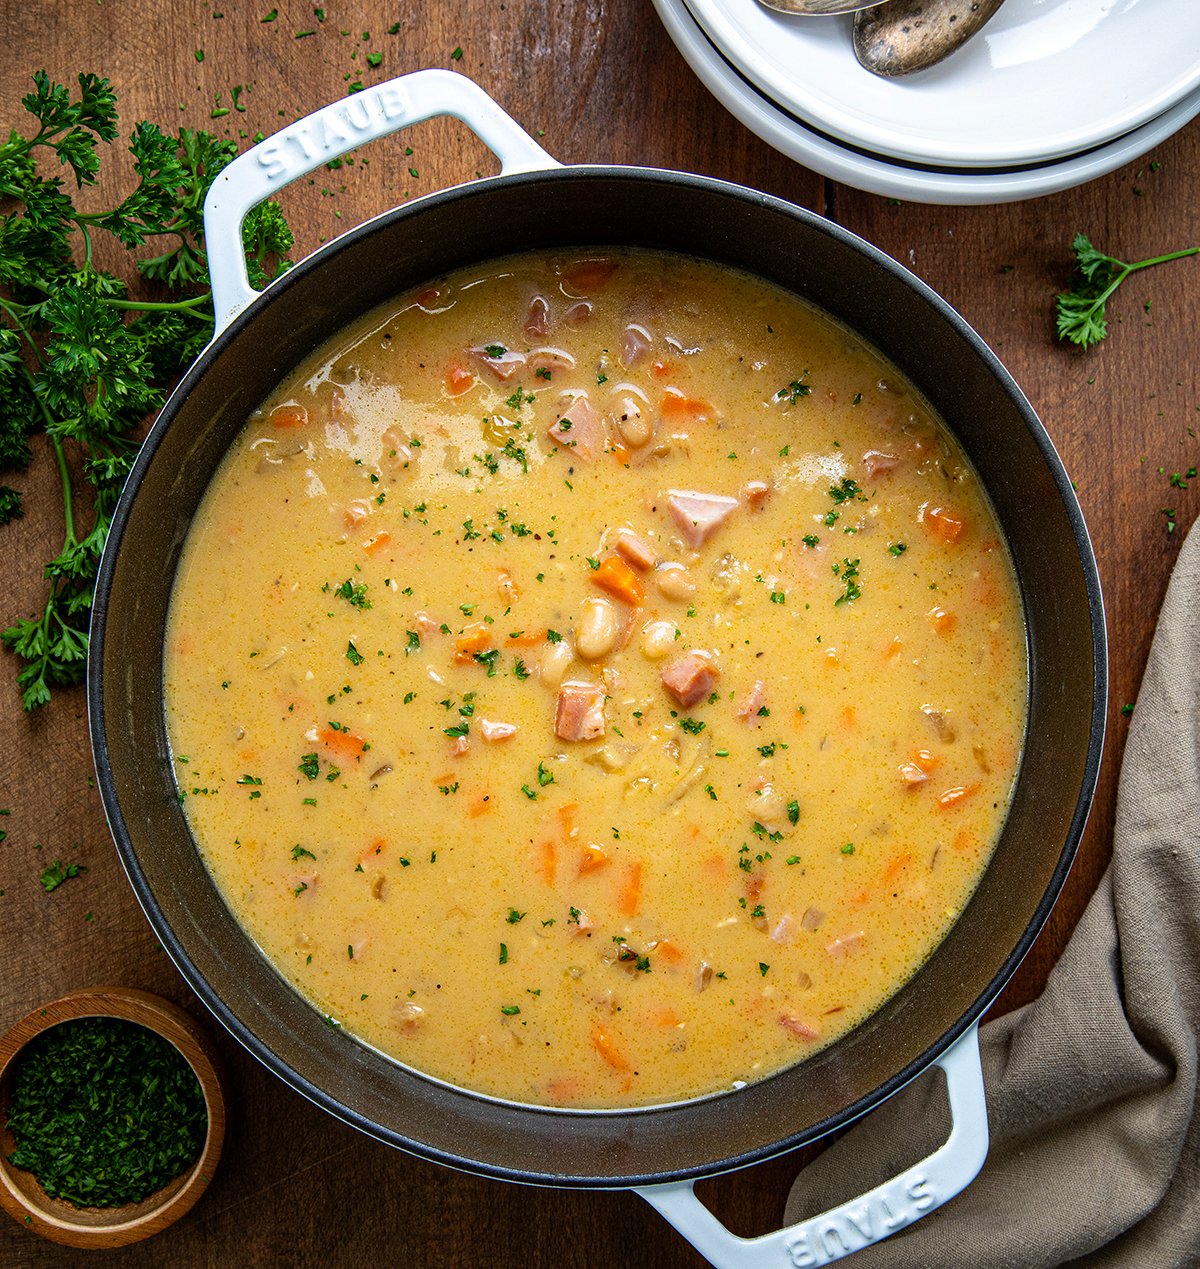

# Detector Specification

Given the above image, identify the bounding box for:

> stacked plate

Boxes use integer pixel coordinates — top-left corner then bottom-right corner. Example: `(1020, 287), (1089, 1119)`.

(652, 0), (1200, 204)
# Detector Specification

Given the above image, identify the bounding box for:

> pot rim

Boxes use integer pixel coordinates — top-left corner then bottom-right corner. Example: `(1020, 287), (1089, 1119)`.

(88, 162), (1107, 1188)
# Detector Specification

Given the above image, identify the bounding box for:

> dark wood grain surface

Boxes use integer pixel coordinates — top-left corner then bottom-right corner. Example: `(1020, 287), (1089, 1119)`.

(2, 2), (1196, 1265)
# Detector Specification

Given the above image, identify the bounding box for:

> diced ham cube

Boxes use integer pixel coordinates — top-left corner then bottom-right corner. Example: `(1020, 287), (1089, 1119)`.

(779, 1014), (821, 1042)
(413, 610), (441, 639)
(555, 681), (606, 742)
(529, 347), (577, 377)
(825, 930), (866, 959)
(770, 914), (796, 945)
(479, 718), (518, 742)
(343, 500), (371, 527)
(524, 294), (550, 338)
(468, 344), (526, 381)
(735, 680), (767, 726)
(661, 652), (719, 708)
(899, 762), (929, 788)
(667, 489), (739, 549)
(862, 450), (901, 478)
(548, 391), (605, 460)
(451, 735), (471, 757)
(613, 531), (658, 572)
(621, 323), (653, 369)
(563, 301), (593, 327)
(741, 480), (771, 509)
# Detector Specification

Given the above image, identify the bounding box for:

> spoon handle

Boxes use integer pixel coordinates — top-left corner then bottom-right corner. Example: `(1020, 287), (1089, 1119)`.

(854, 0), (1004, 77)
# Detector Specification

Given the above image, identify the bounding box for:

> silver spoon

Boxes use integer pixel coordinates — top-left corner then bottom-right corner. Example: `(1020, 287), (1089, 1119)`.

(854, 0), (1005, 76)
(756, 0), (895, 16)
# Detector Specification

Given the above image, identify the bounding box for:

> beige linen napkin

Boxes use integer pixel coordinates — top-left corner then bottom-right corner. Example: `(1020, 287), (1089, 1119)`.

(785, 522), (1200, 1267)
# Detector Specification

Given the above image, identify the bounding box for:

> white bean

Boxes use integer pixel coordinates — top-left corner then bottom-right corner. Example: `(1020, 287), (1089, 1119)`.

(641, 619), (679, 660)
(615, 396), (653, 448)
(539, 637), (575, 687)
(655, 563), (696, 602)
(576, 597), (619, 660)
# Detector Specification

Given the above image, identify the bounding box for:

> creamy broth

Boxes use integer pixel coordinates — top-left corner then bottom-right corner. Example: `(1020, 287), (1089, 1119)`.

(165, 250), (1026, 1108)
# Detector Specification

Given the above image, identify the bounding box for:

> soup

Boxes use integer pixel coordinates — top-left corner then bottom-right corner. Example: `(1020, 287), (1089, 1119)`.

(164, 250), (1026, 1108)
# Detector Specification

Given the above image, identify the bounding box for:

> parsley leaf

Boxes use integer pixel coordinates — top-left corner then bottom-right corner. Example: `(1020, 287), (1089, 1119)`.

(1055, 233), (1198, 349)
(0, 72), (292, 709)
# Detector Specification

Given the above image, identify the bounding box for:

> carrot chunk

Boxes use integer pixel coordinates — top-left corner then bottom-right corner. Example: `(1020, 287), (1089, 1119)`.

(938, 784), (979, 809)
(504, 628), (547, 647)
(539, 839), (557, 887)
(617, 860), (643, 917)
(444, 362), (474, 395)
(363, 531), (392, 556)
(269, 403), (308, 428)
(591, 554), (645, 606)
(591, 1023), (630, 1072)
(660, 390), (714, 420)
(928, 605), (957, 634)
(454, 624), (493, 663)
(924, 505), (965, 544)
(318, 726), (366, 760)
(882, 852), (913, 886)
(468, 790), (494, 818)
(579, 845), (610, 875)
(654, 938), (686, 966)
(557, 802), (579, 840)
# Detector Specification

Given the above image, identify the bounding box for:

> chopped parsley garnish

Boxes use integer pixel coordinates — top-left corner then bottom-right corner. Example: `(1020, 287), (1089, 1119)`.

(5, 1016), (207, 1206)
(537, 761), (555, 787)
(290, 844), (316, 861)
(345, 640), (364, 666)
(500, 1004), (520, 1016)
(889, 542), (908, 557)
(507, 908), (526, 924)
(473, 649), (500, 675)
(334, 578), (371, 609)
(829, 477), (864, 505)
(833, 558), (862, 605)
(40, 860), (86, 893)
(546, 629), (563, 643)
(298, 753), (320, 780)
(679, 718), (706, 735)
(787, 800), (800, 825)
(775, 378), (812, 404)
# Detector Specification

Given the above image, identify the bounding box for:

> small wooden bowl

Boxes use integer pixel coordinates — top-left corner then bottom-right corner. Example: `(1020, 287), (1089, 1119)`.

(0, 987), (227, 1249)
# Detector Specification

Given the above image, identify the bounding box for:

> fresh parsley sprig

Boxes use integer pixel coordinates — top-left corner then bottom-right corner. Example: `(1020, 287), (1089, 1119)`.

(1055, 233), (1198, 350)
(0, 71), (293, 709)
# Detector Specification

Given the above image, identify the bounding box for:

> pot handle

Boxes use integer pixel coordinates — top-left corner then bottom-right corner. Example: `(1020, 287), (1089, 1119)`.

(635, 1022), (988, 1267)
(203, 69), (560, 333)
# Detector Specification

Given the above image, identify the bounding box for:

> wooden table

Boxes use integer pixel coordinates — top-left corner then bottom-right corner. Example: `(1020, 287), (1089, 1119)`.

(2, 2), (1196, 1264)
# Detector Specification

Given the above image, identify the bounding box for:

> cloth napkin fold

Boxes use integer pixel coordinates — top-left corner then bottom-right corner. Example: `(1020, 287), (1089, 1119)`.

(785, 523), (1200, 1268)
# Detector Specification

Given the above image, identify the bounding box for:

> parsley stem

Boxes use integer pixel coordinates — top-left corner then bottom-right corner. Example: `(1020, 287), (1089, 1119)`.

(103, 294), (211, 314)
(1087, 247), (1200, 328)
(0, 298), (45, 365)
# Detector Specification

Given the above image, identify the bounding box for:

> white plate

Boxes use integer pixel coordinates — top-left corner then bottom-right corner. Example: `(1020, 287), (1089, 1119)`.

(682, 0), (1200, 169)
(652, 0), (1200, 204)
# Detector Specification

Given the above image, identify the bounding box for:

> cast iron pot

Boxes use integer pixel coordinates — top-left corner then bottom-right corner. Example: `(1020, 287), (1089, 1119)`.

(88, 72), (1106, 1265)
